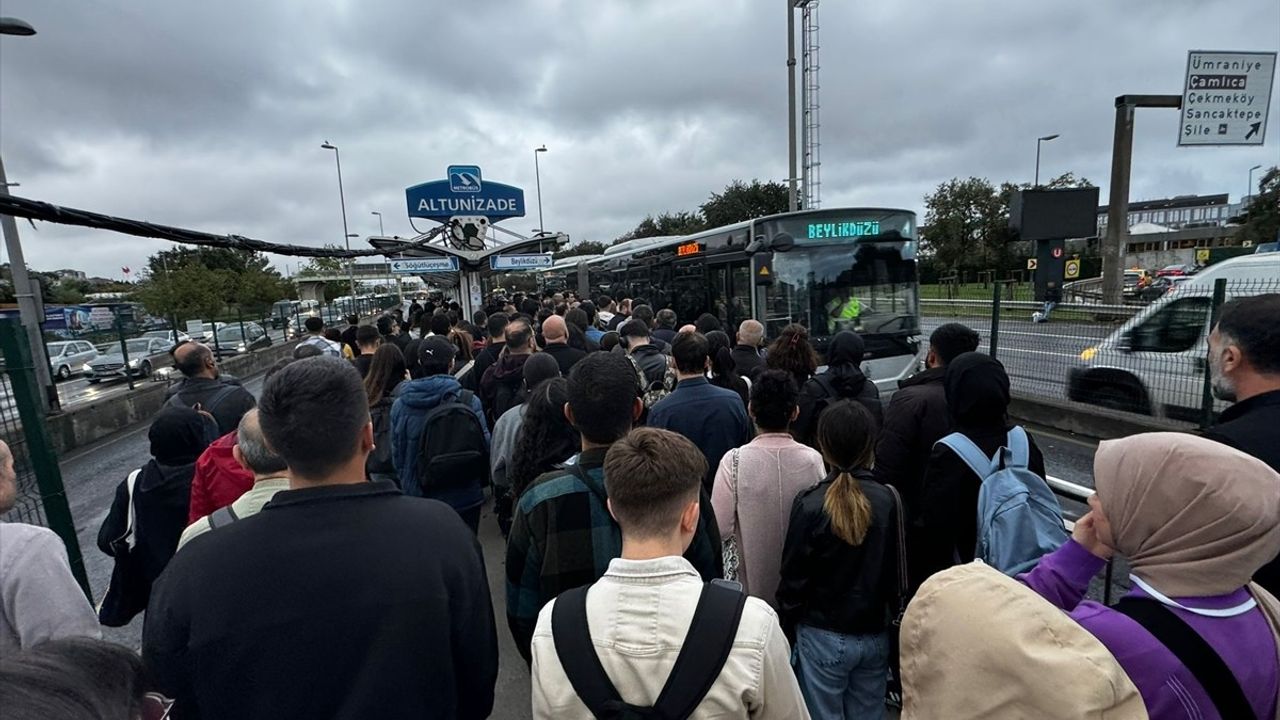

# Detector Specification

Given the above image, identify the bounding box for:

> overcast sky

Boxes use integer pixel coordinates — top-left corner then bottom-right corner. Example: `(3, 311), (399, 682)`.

(1, 0), (1277, 279)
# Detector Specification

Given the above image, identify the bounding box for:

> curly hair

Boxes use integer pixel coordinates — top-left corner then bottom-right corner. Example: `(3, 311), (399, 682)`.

(766, 323), (819, 387)
(508, 377), (579, 500)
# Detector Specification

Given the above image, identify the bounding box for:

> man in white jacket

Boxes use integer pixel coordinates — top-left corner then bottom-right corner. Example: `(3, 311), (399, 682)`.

(530, 428), (808, 720)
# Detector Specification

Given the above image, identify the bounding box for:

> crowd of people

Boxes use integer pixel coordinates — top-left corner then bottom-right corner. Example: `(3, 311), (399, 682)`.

(0, 289), (1277, 719)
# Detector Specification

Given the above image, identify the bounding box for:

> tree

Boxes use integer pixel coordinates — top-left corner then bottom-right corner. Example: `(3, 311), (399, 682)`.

(613, 212), (707, 244)
(554, 240), (607, 261)
(922, 177), (1014, 275)
(136, 246), (292, 320)
(1237, 166), (1279, 248)
(700, 179), (789, 228)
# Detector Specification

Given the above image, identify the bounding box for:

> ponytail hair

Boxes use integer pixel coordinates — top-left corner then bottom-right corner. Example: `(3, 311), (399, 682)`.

(816, 400), (878, 546)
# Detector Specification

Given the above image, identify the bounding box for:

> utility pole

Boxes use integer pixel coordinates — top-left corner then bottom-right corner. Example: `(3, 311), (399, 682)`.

(786, 0), (799, 212)
(0, 155), (57, 411)
(1101, 95), (1180, 305)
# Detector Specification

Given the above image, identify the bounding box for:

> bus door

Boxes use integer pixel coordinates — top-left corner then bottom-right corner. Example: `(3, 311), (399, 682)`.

(671, 259), (706, 326)
(708, 259), (753, 334)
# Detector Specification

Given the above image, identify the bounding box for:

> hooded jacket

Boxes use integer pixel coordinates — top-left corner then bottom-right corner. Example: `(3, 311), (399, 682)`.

(480, 351), (531, 424)
(628, 343), (668, 387)
(920, 353), (1045, 576)
(902, 562), (1146, 719)
(793, 331), (883, 446)
(98, 408), (216, 624)
(187, 431), (255, 524)
(391, 374), (491, 512)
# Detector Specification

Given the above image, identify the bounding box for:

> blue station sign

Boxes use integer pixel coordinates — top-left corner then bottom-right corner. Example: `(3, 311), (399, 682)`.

(406, 165), (526, 223)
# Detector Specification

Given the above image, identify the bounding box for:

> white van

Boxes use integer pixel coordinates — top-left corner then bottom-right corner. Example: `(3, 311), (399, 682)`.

(1067, 253), (1280, 421)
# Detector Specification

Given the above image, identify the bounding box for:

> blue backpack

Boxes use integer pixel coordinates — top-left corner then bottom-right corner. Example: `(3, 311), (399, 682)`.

(936, 426), (1068, 575)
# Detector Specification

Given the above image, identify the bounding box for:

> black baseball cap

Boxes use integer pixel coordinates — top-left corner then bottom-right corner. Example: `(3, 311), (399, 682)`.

(418, 336), (457, 366)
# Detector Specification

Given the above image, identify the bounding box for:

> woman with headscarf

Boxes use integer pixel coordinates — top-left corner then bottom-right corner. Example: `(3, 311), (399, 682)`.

(1021, 433), (1280, 719)
(792, 330), (883, 448)
(97, 407), (217, 626)
(919, 352), (1045, 578)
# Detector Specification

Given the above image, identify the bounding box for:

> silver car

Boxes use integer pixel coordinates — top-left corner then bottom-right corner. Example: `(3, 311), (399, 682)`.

(87, 337), (173, 384)
(47, 340), (99, 381)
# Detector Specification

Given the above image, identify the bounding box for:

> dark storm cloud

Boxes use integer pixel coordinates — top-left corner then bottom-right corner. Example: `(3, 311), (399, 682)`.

(0, 0), (1276, 277)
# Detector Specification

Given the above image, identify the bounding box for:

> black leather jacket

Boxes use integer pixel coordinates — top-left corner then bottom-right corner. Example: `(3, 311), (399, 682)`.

(776, 469), (900, 639)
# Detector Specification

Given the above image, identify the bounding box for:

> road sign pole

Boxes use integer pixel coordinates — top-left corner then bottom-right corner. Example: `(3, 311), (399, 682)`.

(1101, 95), (1181, 306)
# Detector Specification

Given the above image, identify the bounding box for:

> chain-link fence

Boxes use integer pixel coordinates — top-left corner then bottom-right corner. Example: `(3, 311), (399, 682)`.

(921, 273), (1280, 429)
(0, 318), (90, 598)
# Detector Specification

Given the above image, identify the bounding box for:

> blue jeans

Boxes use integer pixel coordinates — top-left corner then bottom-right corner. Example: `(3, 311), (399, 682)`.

(793, 624), (888, 720)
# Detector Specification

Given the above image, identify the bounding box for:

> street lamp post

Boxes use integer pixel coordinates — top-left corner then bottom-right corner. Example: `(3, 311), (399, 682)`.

(371, 211), (385, 236)
(786, 1), (799, 212)
(533, 145), (548, 233)
(0, 17), (58, 412)
(320, 142), (357, 302)
(1247, 164), (1263, 203)
(1035, 133), (1060, 187)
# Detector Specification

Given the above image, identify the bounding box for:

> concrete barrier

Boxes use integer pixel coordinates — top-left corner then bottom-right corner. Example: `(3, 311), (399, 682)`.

(46, 341), (301, 456)
(1009, 393), (1188, 442)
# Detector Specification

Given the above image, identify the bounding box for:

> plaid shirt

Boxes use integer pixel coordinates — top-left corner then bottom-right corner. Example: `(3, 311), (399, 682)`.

(505, 447), (723, 664)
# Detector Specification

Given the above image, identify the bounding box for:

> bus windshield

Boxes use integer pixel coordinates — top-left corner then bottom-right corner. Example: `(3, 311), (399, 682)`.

(758, 211), (919, 342)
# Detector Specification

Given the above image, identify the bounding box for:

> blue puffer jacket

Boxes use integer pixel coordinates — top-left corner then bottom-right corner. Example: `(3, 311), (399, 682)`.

(390, 374), (491, 511)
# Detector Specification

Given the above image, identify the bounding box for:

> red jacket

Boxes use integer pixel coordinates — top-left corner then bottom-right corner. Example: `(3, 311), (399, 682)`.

(187, 431), (255, 524)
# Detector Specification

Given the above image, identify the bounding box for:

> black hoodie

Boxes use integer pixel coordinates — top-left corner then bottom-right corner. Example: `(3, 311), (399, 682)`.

(793, 331), (883, 447)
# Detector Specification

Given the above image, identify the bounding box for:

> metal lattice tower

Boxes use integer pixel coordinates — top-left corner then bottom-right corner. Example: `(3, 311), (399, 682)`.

(800, 0), (821, 209)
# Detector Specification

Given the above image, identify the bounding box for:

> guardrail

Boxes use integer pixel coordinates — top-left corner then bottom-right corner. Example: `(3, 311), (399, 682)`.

(1046, 474), (1116, 604)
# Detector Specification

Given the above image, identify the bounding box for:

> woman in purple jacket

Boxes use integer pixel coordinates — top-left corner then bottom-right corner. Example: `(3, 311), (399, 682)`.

(1022, 432), (1280, 720)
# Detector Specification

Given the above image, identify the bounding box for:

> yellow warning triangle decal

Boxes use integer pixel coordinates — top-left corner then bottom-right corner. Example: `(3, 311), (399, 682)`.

(758, 266), (770, 276)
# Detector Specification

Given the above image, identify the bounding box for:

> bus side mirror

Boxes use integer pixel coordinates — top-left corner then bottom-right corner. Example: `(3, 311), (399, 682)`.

(771, 233), (796, 251)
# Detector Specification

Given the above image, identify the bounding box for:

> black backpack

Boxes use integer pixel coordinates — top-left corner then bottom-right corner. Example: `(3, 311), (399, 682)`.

(416, 389), (489, 494)
(366, 398), (396, 480)
(552, 579), (747, 720)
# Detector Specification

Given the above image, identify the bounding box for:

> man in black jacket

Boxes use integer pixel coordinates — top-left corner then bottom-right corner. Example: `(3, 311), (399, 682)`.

(619, 319), (668, 388)
(1203, 294), (1280, 591)
(471, 312), (508, 383)
(539, 315), (586, 376)
(730, 319), (767, 381)
(874, 322), (978, 589)
(165, 342), (256, 435)
(143, 357), (498, 719)
(792, 331), (883, 447)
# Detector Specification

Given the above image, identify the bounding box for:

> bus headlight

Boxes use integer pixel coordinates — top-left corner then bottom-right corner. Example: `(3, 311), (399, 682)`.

(1080, 347), (1098, 361)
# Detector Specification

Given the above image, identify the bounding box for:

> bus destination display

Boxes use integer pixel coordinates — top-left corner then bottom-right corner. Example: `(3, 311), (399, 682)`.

(676, 241), (702, 257)
(807, 221), (881, 240)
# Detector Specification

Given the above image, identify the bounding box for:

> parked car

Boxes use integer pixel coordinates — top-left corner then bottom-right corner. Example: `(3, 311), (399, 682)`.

(1155, 263), (1196, 277)
(86, 337), (173, 383)
(47, 340), (98, 381)
(142, 329), (192, 345)
(212, 322), (271, 355)
(1068, 253), (1280, 421)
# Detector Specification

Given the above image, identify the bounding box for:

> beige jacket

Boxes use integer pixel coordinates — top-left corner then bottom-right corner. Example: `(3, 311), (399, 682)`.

(901, 561), (1146, 719)
(530, 556), (810, 720)
(176, 477), (289, 551)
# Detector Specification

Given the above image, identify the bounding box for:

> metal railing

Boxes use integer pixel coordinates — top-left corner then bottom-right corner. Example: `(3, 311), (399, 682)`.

(0, 318), (90, 599)
(1046, 474), (1118, 604)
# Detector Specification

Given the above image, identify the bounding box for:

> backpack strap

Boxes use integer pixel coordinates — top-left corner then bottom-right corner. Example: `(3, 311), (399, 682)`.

(457, 389), (475, 408)
(1112, 597), (1256, 720)
(935, 433), (996, 481)
(208, 504), (240, 530)
(1001, 426), (1030, 470)
(202, 384), (240, 417)
(652, 580), (748, 719)
(551, 586), (628, 718)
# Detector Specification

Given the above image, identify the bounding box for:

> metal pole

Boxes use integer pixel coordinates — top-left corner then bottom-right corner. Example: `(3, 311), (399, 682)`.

(534, 149), (544, 232)
(1101, 101), (1135, 306)
(0, 155), (58, 412)
(1035, 139), (1042, 187)
(1248, 165), (1262, 203)
(373, 211), (384, 236)
(326, 145), (356, 300)
(236, 306), (247, 354)
(1200, 278), (1228, 430)
(786, 0), (799, 212)
(116, 314), (135, 391)
(989, 279), (1002, 360)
